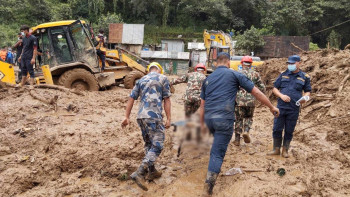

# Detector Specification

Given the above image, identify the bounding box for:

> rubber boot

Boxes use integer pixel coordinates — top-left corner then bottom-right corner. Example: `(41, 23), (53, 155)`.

(233, 133), (240, 146)
(267, 138), (282, 155)
(203, 171), (218, 196)
(146, 165), (162, 181)
(130, 163), (148, 191)
(282, 140), (291, 158)
(242, 131), (251, 143)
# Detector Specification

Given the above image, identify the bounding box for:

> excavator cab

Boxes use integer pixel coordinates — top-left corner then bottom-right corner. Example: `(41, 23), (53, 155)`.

(33, 20), (99, 70)
(206, 46), (230, 72)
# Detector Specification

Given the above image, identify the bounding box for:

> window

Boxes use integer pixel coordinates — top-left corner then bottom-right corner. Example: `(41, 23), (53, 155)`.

(70, 22), (98, 67)
(50, 28), (73, 64)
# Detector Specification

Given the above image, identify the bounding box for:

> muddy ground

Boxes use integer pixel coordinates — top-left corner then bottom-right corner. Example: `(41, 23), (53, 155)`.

(0, 49), (349, 196)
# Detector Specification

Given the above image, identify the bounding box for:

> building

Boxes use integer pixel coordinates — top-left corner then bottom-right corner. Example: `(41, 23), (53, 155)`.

(108, 24), (144, 55)
(188, 42), (207, 68)
(140, 51), (190, 75)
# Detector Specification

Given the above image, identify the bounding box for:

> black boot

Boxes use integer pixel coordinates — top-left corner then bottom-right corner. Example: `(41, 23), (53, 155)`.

(204, 171), (218, 195)
(282, 139), (291, 158)
(233, 133), (240, 146)
(146, 165), (162, 181)
(267, 138), (282, 155)
(130, 163), (148, 191)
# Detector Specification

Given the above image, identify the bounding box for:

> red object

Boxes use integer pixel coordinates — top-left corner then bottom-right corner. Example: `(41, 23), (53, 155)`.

(241, 56), (253, 64)
(195, 63), (206, 71)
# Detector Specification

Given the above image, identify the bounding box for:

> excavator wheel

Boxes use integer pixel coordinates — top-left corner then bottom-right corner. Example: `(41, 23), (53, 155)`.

(58, 68), (99, 91)
(124, 71), (144, 89)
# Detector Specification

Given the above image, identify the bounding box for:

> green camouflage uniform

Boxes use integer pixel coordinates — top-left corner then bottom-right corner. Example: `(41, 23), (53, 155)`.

(171, 72), (206, 117)
(235, 67), (265, 134)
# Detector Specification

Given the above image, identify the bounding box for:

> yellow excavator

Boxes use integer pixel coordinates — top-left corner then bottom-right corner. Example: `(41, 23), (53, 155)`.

(0, 60), (16, 85)
(203, 29), (264, 72)
(1, 20), (148, 90)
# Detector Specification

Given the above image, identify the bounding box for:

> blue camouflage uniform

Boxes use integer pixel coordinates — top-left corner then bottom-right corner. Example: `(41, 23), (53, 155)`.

(200, 65), (254, 174)
(273, 69), (311, 141)
(130, 72), (171, 166)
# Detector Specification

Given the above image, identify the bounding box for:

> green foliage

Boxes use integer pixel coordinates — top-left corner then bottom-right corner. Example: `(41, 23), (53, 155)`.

(234, 26), (265, 54)
(144, 25), (202, 45)
(327, 30), (342, 49)
(94, 13), (123, 37)
(0, 25), (18, 47)
(51, 3), (73, 21)
(309, 42), (319, 51)
(0, 0), (350, 49)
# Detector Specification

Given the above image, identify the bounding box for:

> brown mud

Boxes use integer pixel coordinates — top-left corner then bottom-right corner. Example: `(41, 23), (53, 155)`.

(1, 49), (349, 196)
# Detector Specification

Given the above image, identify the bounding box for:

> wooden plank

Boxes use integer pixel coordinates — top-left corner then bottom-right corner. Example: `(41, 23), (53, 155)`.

(109, 23), (123, 43)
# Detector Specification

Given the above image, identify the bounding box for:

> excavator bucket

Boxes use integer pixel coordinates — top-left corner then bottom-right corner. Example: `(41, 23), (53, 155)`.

(0, 60), (16, 84)
(41, 65), (54, 85)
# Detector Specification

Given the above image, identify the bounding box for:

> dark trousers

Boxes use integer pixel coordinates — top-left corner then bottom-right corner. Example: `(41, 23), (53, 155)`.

(273, 108), (299, 141)
(16, 58), (22, 81)
(21, 58), (35, 78)
(96, 49), (105, 70)
(205, 118), (234, 173)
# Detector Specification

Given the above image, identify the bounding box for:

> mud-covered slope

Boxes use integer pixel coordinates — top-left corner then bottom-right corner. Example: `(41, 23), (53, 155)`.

(1, 49), (350, 197)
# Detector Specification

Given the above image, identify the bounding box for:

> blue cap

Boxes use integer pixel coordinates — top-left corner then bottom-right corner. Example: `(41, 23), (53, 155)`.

(217, 52), (230, 59)
(287, 55), (301, 64)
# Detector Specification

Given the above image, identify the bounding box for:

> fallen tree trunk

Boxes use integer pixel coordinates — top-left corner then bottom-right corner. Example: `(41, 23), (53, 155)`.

(34, 84), (85, 96)
(313, 94), (334, 100)
(29, 90), (59, 111)
(1, 83), (85, 96)
(338, 74), (350, 93)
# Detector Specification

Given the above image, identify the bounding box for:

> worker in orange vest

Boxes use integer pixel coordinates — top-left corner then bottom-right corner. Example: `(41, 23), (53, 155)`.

(0, 47), (7, 61)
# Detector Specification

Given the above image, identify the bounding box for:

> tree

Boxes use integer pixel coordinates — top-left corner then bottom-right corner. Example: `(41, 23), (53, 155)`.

(327, 30), (342, 49)
(95, 13), (123, 37)
(162, 0), (171, 27)
(234, 26), (265, 54)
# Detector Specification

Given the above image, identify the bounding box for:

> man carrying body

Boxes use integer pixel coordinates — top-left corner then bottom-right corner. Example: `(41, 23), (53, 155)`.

(233, 56), (266, 146)
(171, 63), (207, 156)
(268, 55), (311, 158)
(18, 25), (37, 87)
(121, 62), (171, 191)
(171, 63), (207, 119)
(200, 52), (279, 195)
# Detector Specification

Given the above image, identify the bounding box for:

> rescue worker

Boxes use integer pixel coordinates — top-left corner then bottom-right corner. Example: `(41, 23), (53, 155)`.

(121, 62), (171, 191)
(18, 25), (37, 87)
(233, 56), (266, 146)
(95, 29), (106, 71)
(5, 48), (14, 64)
(171, 63), (207, 118)
(170, 63), (207, 156)
(200, 52), (279, 195)
(0, 47), (7, 61)
(13, 32), (24, 82)
(268, 55), (311, 158)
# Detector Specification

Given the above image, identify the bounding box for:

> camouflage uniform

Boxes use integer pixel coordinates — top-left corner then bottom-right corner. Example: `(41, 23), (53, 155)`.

(130, 72), (171, 166)
(235, 67), (265, 134)
(171, 72), (206, 117)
